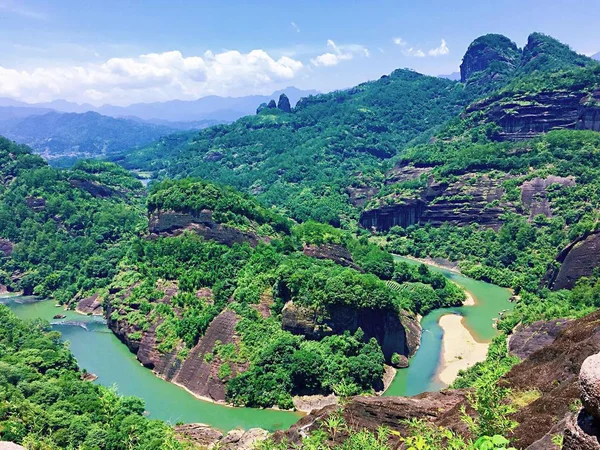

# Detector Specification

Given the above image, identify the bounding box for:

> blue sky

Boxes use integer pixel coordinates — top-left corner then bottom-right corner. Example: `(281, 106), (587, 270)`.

(0, 0), (598, 105)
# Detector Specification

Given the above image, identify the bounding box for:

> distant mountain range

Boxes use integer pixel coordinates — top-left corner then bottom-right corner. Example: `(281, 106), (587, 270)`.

(593, 52), (600, 61)
(0, 111), (176, 162)
(0, 87), (318, 124)
(438, 72), (461, 81)
(0, 87), (318, 163)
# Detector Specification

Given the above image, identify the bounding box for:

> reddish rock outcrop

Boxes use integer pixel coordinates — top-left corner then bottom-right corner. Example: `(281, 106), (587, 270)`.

(465, 89), (600, 141)
(25, 196), (45, 211)
(280, 301), (421, 361)
(520, 176), (576, 221)
(0, 238), (13, 257)
(509, 318), (571, 359)
(302, 244), (362, 271)
(76, 293), (104, 315)
(273, 391), (469, 447)
(547, 231), (600, 290)
(107, 282), (246, 403)
(361, 172), (513, 231)
(148, 208), (265, 247)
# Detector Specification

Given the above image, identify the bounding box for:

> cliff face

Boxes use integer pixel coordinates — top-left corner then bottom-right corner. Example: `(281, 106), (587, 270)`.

(0, 238), (13, 257)
(546, 231), (600, 290)
(360, 170), (513, 232)
(302, 244), (363, 271)
(280, 301), (421, 361)
(107, 283), (245, 403)
(465, 89), (600, 141)
(520, 175), (575, 221)
(148, 208), (264, 247)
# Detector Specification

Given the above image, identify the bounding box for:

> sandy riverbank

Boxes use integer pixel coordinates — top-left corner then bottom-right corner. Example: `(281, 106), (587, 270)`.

(436, 314), (489, 386)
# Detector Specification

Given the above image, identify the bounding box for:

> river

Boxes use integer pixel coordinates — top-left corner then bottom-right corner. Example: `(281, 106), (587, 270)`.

(1, 257), (512, 432)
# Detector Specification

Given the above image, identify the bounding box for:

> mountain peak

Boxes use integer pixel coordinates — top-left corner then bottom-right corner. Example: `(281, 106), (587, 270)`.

(459, 33), (521, 83)
(520, 32), (591, 73)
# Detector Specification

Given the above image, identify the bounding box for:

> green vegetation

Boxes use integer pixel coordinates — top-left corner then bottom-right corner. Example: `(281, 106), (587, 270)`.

(0, 137), (145, 303)
(0, 305), (186, 449)
(114, 69), (482, 225)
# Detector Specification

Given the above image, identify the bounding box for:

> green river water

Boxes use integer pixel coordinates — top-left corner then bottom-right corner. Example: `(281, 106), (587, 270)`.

(1, 257), (512, 432)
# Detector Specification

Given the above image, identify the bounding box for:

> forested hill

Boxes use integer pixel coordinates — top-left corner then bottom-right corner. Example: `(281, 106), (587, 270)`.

(112, 33), (598, 228)
(0, 136), (146, 302)
(113, 69), (480, 225)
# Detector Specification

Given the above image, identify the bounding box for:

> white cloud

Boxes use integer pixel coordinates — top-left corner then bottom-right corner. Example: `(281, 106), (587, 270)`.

(393, 36), (449, 58)
(310, 40), (368, 67)
(428, 39), (449, 56)
(403, 47), (426, 58)
(0, 49), (304, 105)
(291, 21), (300, 32)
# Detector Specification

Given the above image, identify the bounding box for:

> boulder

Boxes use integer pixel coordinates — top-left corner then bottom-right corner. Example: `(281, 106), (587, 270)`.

(563, 409), (600, 450)
(76, 293), (104, 315)
(580, 353), (600, 421)
(392, 354), (409, 369)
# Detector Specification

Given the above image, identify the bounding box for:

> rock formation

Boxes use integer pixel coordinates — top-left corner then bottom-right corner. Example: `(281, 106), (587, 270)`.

(280, 301), (421, 361)
(562, 352), (600, 449)
(520, 176), (576, 221)
(460, 34), (521, 83)
(546, 231), (600, 290)
(302, 244), (363, 271)
(277, 94), (292, 113)
(148, 208), (265, 247)
(509, 318), (571, 359)
(25, 196), (45, 211)
(0, 238), (13, 257)
(175, 425), (268, 449)
(267, 100), (277, 109)
(76, 293), (104, 315)
(465, 89), (600, 141)
(360, 171), (513, 231)
(107, 283), (246, 403)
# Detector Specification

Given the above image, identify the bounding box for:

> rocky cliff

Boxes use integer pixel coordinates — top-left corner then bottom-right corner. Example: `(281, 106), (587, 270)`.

(360, 170), (514, 232)
(465, 89), (600, 141)
(148, 208), (265, 247)
(545, 231), (600, 290)
(107, 282), (245, 403)
(302, 244), (363, 271)
(520, 176), (576, 221)
(0, 238), (13, 257)
(280, 301), (421, 361)
(460, 34), (521, 84)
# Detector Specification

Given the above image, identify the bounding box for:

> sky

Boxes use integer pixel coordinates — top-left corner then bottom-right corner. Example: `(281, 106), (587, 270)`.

(0, 0), (599, 106)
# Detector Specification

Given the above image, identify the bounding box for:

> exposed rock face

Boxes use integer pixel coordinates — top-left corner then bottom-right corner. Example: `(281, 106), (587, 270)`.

(0, 238), (13, 257)
(460, 34), (520, 83)
(277, 94), (292, 113)
(361, 171), (512, 231)
(148, 208), (264, 247)
(465, 89), (600, 141)
(580, 353), (600, 422)
(76, 293), (104, 315)
(25, 196), (45, 211)
(504, 309), (600, 448)
(547, 231), (600, 290)
(0, 443), (27, 450)
(69, 179), (114, 198)
(273, 391), (469, 447)
(107, 283), (245, 403)
(280, 301), (421, 360)
(302, 244), (362, 271)
(175, 425), (268, 449)
(520, 176), (576, 221)
(509, 318), (571, 359)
